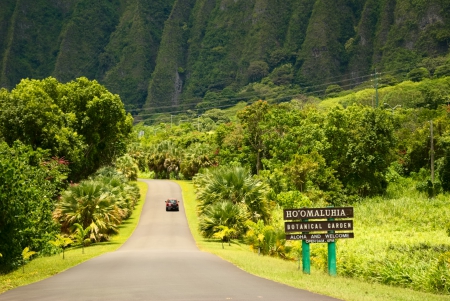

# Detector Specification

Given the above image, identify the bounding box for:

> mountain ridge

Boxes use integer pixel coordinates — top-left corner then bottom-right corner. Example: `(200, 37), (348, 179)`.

(0, 0), (449, 116)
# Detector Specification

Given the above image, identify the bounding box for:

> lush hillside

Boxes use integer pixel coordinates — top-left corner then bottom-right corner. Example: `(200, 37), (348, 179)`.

(1, 0), (450, 118)
(127, 86), (450, 294)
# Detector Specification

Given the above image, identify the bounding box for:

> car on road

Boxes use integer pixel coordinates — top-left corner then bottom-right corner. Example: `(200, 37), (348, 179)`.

(165, 199), (179, 211)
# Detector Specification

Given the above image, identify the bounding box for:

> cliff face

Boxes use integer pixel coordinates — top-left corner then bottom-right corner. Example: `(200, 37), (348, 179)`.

(0, 0), (173, 110)
(1, 0), (449, 113)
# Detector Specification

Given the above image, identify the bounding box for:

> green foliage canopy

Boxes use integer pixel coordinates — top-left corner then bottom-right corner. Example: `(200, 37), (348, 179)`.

(0, 77), (133, 181)
(0, 142), (62, 272)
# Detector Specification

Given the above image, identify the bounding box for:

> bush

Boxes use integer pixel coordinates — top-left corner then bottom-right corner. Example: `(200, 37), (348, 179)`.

(0, 142), (62, 272)
(407, 67), (430, 82)
(247, 61), (269, 83)
(53, 168), (139, 242)
(115, 154), (139, 181)
(276, 190), (312, 209)
(434, 64), (450, 78)
(325, 84), (343, 97)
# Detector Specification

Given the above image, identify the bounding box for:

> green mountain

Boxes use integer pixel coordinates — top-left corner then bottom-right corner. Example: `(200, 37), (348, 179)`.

(1, 0), (449, 116)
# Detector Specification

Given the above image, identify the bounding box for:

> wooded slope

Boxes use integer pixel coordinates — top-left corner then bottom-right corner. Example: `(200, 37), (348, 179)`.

(0, 0), (449, 114)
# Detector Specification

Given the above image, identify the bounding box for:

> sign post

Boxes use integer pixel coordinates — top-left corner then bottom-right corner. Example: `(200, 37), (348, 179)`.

(284, 207), (354, 276)
(301, 219), (310, 274)
(327, 217), (337, 276)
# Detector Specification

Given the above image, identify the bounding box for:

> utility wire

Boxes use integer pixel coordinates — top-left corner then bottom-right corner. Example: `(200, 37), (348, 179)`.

(124, 67), (411, 115)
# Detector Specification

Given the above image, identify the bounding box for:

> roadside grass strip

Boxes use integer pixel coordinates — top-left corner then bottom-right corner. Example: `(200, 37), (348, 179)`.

(175, 180), (450, 301)
(0, 181), (148, 294)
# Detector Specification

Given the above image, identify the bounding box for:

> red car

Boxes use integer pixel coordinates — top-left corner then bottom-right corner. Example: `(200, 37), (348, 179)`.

(165, 199), (179, 211)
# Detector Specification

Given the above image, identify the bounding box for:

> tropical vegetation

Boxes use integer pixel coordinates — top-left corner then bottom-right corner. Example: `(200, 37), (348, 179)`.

(178, 179), (450, 300)
(128, 74), (450, 295)
(53, 167), (140, 242)
(0, 181), (148, 295)
(0, 78), (136, 272)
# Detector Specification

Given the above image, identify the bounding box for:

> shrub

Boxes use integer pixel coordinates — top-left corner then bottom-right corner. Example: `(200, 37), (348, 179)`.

(325, 84), (343, 97)
(247, 61), (269, 83)
(0, 142), (62, 272)
(434, 64), (450, 78)
(115, 154), (139, 181)
(198, 201), (247, 239)
(407, 67), (430, 82)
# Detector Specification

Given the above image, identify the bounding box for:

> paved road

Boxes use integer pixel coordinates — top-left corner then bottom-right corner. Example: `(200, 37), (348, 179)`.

(0, 180), (341, 301)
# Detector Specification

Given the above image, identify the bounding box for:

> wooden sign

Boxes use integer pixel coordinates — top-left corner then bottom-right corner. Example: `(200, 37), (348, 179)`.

(284, 207), (353, 220)
(285, 220), (353, 232)
(286, 233), (354, 240)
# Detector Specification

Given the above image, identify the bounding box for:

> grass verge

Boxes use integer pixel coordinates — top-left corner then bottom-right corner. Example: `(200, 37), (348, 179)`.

(0, 181), (148, 294)
(175, 180), (450, 301)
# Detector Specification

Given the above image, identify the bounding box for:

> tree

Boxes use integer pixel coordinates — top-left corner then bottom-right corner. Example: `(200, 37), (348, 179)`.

(0, 77), (133, 181)
(180, 143), (215, 179)
(53, 180), (122, 242)
(49, 235), (73, 259)
(247, 61), (269, 82)
(71, 223), (91, 254)
(0, 141), (62, 272)
(115, 154), (139, 181)
(212, 225), (237, 248)
(203, 108), (230, 125)
(284, 151), (344, 205)
(436, 129), (450, 192)
(275, 190), (312, 209)
(322, 106), (395, 197)
(270, 64), (294, 86)
(284, 153), (319, 192)
(0, 77), (85, 177)
(194, 166), (271, 222)
(147, 140), (182, 179)
(214, 122), (245, 166)
(93, 167), (140, 219)
(199, 201), (246, 240)
(237, 100), (270, 174)
(434, 64), (450, 78)
(408, 67), (430, 82)
(325, 84), (343, 97)
(58, 77), (134, 180)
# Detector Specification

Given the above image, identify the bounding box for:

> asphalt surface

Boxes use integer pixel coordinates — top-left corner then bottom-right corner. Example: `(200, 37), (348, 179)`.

(0, 179), (341, 301)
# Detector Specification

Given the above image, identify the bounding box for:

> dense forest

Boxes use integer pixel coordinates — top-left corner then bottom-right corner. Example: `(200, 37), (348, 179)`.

(1, 0), (450, 119)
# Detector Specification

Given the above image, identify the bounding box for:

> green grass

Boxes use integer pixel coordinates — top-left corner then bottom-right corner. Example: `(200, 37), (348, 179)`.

(0, 181), (148, 294)
(3, 179), (450, 301)
(175, 180), (450, 301)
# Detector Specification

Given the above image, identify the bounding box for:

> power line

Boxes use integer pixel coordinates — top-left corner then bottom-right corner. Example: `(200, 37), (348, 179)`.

(130, 77), (395, 124)
(124, 67), (412, 115)
(125, 71), (412, 120)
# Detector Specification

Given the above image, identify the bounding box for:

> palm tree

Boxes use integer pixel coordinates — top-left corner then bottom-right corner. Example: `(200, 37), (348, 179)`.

(71, 223), (91, 254)
(94, 169), (138, 219)
(244, 220), (290, 258)
(49, 235), (73, 259)
(212, 225), (237, 248)
(199, 201), (246, 239)
(53, 180), (122, 242)
(194, 166), (271, 222)
(180, 143), (215, 179)
(147, 140), (181, 179)
(115, 154), (139, 181)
